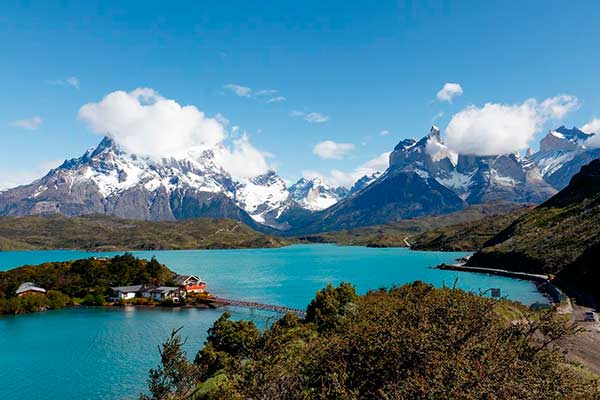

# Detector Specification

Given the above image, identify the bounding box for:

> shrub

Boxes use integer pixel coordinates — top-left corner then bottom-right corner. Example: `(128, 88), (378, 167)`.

(46, 290), (70, 309)
(142, 282), (600, 400)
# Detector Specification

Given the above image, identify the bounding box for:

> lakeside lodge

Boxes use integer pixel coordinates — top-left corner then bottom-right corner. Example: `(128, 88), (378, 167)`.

(109, 274), (206, 303)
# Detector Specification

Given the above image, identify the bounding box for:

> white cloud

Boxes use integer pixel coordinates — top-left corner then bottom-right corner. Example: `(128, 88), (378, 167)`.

(212, 134), (272, 179)
(47, 76), (80, 89)
(78, 88), (272, 179)
(581, 118), (600, 134)
(9, 116), (42, 130)
(313, 140), (354, 159)
(436, 83), (463, 103)
(223, 83), (252, 97)
(303, 152), (390, 188)
(255, 89), (278, 96)
(79, 88), (225, 158)
(425, 138), (452, 162)
(0, 159), (62, 190)
(432, 111), (444, 122)
(214, 113), (230, 126)
(538, 94), (580, 119)
(445, 95), (579, 156)
(267, 96), (286, 103)
(379, 130), (390, 136)
(290, 110), (329, 123)
(305, 112), (329, 123)
(582, 118), (600, 149)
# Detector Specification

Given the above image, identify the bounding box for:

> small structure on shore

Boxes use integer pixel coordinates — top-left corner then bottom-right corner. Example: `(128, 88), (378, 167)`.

(109, 285), (187, 303)
(110, 285), (143, 301)
(108, 275), (208, 303)
(174, 274), (206, 294)
(140, 286), (186, 302)
(16, 282), (46, 297)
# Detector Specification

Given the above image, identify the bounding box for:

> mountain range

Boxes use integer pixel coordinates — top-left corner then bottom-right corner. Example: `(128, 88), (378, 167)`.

(0, 125), (597, 234)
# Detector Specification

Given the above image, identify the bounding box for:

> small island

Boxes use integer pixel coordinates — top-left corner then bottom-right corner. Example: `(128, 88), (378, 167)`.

(0, 254), (216, 315)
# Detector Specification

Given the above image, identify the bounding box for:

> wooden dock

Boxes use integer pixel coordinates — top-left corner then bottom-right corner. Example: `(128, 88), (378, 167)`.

(212, 297), (306, 317)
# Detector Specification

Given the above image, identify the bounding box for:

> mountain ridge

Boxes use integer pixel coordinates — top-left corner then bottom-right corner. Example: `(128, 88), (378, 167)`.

(1, 124), (598, 235)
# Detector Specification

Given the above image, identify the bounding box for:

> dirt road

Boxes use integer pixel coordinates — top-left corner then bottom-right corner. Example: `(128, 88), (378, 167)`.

(557, 304), (600, 375)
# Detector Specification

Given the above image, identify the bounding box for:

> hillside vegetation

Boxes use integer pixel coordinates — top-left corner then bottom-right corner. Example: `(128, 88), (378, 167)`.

(0, 254), (173, 314)
(410, 206), (532, 251)
(469, 159), (600, 304)
(303, 202), (529, 248)
(140, 282), (598, 400)
(0, 214), (288, 251)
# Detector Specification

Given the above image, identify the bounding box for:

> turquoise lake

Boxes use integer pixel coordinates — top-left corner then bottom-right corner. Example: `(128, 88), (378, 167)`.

(0, 245), (548, 399)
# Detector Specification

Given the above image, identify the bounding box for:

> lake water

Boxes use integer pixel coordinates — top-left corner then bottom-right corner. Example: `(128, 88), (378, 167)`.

(0, 245), (547, 399)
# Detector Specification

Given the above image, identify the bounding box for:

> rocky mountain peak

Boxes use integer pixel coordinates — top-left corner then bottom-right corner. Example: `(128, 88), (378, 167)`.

(288, 177), (348, 211)
(349, 172), (382, 194)
(539, 126), (591, 153)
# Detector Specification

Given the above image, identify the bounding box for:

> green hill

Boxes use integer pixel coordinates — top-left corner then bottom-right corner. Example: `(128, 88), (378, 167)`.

(468, 158), (600, 305)
(409, 206), (532, 251)
(0, 214), (289, 251)
(303, 202), (528, 248)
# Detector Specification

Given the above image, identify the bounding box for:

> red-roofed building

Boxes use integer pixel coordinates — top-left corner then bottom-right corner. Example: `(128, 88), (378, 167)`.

(174, 274), (206, 294)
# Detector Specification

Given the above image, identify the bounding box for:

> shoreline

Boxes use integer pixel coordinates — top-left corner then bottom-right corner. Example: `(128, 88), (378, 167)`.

(437, 261), (569, 306)
(0, 299), (231, 317)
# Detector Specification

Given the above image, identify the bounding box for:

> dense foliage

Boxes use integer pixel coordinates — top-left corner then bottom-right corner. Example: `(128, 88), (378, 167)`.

(0, 254), (173, 314)
(142, 282), (598, 400)
(0, 214), (288, 251)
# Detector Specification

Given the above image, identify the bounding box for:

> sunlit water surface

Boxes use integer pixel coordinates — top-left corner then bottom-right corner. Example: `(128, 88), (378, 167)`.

(0, 245), (547, 399)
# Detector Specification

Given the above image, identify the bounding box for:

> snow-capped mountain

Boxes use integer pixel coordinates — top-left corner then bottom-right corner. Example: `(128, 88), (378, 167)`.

(349, 172), (382, 195)
(385, 125), (558, 204)
(527, 126), (600, 190)
(292, 129), (467, 233)
(1, 125), (598, 234)
(288, 177), (348, 211)
(0, 136), (292, 226)
(288, 125), (567, 234)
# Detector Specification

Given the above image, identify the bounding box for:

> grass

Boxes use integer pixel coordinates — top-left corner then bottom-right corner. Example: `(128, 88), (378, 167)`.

(300, 201), (530, 249)
(0, 214), (290, 251)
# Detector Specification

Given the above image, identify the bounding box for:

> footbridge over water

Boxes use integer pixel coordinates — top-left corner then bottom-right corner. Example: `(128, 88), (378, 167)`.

(212, 297), (306, 317)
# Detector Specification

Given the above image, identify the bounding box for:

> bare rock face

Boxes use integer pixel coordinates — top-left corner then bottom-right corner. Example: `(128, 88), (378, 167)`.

(464, 154), (557, 204)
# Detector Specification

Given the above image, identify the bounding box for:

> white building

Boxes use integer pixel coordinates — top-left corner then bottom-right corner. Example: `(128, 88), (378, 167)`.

(110, 285), (143, 301)
(140, 286), (186, 302)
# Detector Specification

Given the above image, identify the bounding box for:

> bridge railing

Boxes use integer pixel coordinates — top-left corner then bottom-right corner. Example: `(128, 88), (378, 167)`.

(213, 297), (306, 316)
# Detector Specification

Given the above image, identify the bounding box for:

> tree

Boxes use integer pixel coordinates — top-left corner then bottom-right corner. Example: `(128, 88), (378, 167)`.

(194, 312), (261, 380)
(141, 327), (199, 400)
(305, 282), (358, 332)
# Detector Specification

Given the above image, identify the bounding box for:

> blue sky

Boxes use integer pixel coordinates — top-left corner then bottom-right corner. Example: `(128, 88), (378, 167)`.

(1, 0), (600, 188)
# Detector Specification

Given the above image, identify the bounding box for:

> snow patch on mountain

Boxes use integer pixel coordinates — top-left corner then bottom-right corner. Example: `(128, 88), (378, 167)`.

(288, 177), (348, 211)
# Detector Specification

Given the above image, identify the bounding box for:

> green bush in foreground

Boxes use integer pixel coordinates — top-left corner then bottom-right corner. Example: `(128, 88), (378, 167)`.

(141, 282), (599, 400)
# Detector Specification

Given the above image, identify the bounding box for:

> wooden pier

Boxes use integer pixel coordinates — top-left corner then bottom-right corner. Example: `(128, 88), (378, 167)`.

(212, 297), (306, 317)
